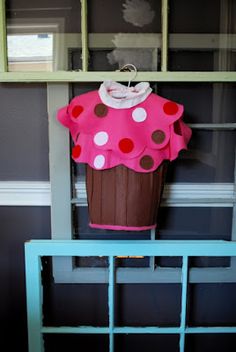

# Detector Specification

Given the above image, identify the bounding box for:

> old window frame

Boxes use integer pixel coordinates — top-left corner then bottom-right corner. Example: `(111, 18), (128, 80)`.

(1, 0), (236, 81)
(1, 0), (236, 283)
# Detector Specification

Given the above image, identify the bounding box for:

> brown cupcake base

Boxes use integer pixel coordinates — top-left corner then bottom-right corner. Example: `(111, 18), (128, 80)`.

(86, 163), (168, 231)
(89, 222), (156, 231)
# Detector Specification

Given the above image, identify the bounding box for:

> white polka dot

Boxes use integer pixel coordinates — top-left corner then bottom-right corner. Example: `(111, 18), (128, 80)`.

(132, 107), (147, 122)
(94, 131), (109, 146)
(94, 155), (105, 169)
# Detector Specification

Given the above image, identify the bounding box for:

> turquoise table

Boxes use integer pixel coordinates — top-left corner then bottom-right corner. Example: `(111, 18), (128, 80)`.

(25, 239), (236, 352)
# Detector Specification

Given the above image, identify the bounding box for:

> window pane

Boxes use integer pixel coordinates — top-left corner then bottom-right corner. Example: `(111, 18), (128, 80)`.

(87, 0), (162, 71)
(169, 0), (236, 71)
(45, 335), (109, 352)
(115, 283), (181, 327)
(186, 333), (236, 352)
(116, 335), (179, 352)
(6, 0), (81, 71)
(157, 207), (232, 267)
(167, 130), (235, 183)
(159, 83), (236, 123)
(187, 283), (236, 326)
(43, 275), (108, 326)
(158, 207), (232, 241)
(74, 207), (150, 268)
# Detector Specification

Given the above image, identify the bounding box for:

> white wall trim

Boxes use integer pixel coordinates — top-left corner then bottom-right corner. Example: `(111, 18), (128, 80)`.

(0, 181), (234, 207)
(0, 181), (51, 206)
(163, 183), (235, 207)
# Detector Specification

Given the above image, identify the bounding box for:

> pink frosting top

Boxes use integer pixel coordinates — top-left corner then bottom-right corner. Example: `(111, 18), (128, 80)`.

(57, 81), (192, 173)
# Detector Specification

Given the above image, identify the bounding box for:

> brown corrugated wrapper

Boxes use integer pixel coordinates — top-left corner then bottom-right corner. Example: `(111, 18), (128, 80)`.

(86, 162), (168, 230)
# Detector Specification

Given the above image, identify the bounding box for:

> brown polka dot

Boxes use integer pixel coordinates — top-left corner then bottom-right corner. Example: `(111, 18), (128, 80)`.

(140, 155), (154, 170)
(152, 130), (166, 144)
(94, 103), (108, 117)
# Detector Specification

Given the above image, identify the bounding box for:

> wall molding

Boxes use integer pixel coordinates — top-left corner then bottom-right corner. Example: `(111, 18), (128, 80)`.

(0, 181), (234, 207)
(0, 181), (51, 206)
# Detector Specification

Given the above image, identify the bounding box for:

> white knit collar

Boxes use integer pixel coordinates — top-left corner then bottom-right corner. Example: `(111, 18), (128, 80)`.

(98, 80), (152, 109)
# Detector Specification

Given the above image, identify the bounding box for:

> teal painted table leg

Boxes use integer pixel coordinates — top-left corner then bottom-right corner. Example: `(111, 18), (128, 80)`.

(109, 256), (115, 352)
(179, 256), (189, 352)
(25, 248), (44, 352)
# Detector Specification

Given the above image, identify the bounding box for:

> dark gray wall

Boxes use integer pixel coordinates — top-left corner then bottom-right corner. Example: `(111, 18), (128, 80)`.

(0, 83), (49, 180)
(1, 206), (51, 352)
(0, 82), (50, 351)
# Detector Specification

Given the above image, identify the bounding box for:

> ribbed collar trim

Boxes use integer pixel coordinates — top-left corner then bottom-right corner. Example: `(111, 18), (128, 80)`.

(98, 80), (152, 109)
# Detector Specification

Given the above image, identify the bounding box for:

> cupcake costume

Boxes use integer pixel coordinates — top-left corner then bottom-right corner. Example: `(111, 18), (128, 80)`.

(57, 81), (192, 231)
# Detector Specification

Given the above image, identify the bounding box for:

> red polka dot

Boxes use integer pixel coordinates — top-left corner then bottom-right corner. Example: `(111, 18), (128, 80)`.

(119, 138), (134, 153)
(72, 145), (81, 159)
(72, 105), (84, 118)
(163, 101), (179, 115)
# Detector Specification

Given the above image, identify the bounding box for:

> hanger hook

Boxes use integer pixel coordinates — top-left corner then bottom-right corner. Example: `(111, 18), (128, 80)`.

(120, 64), (138, 88)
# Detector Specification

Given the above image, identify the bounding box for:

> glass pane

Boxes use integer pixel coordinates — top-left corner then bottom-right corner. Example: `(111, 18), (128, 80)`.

(86, 0), (162, 71)
(169, 0), (236, 71)
(74, 207), (150, 268)
(159, 83), (236, 123)
(167, 130), (235, 183)
(115, 335), (179, 352)
(115, 283), (181, 327)
(186, 333), (236, 352)
(6, 0), (81, 71)
(187, 283), (236, 326)
(43, 269), (108, 326)
(45, 335), (109, 352)
(157, 207), (232, 267)
(158, 207), (232, 241)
